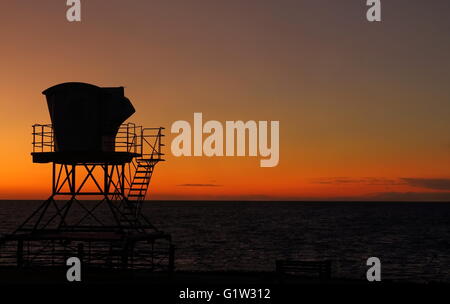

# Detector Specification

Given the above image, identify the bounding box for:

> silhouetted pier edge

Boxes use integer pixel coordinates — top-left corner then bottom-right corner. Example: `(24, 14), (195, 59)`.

(0, 267), (361, 285)
(0, 266), (447, 285)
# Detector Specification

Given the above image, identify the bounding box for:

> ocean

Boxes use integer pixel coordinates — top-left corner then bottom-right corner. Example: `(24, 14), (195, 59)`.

(0, 201), (449, 283)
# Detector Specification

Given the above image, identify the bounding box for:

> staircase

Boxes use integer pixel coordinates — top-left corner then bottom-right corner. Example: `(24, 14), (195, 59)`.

(127, 159), (155, 211)
(117, 125), (164, 227)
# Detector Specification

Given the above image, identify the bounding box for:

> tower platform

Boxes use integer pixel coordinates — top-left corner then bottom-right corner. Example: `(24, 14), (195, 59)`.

(32, 151), (140, 164)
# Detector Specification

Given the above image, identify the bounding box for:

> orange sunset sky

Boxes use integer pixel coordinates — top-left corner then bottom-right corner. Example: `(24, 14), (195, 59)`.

(0, 0), (449, 201)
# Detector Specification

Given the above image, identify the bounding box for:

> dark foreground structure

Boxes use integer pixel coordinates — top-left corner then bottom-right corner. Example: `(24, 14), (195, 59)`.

(0, 82), (173, 271)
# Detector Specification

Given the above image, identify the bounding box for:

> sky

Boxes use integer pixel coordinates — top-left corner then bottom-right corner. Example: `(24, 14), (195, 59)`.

(0, 0), (449, 200)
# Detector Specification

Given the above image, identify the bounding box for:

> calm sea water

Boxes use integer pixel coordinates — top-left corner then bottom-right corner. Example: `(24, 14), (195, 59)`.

(0, 201), (449, 282)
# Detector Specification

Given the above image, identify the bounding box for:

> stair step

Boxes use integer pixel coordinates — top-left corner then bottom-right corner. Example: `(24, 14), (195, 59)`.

(134, 176), (150, 179)
(128, 194), (145, 197)
(131, 182), (148, 185)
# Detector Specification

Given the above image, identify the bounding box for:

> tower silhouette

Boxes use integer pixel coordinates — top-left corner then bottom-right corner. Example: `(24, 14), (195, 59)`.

(0, 82), (173, 271)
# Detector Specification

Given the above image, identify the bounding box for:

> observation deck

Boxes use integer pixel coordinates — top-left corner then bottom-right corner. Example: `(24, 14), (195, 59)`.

(31, 123), (164, 164)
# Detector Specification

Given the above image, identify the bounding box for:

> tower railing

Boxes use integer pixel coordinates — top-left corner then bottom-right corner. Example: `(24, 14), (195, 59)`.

(114, 124), (165, 161)
(140, 127), (165, 161)
(32, 124), (53, 153)
(115, 122), (141, 154)
(32, 123), (164, 160)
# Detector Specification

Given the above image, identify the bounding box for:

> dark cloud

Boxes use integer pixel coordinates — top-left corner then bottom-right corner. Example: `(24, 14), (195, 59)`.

(401, 178), (450, 191)
(177, 183), (222, 187)
(311, 177), (402, 186)
(311, 177), (450, 190)
(366, 192), (450, 202)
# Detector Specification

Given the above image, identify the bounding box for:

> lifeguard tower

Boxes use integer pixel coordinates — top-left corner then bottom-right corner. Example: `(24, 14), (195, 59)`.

(0, 82), (173, 271)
